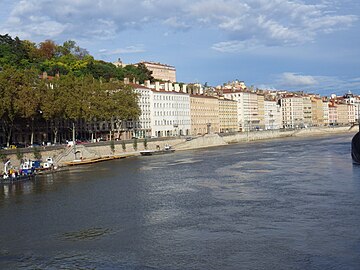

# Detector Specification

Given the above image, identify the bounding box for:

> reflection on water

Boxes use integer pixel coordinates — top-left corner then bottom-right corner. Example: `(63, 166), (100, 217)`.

(61, 227), (112, 241)
(1, 134), (360, 269)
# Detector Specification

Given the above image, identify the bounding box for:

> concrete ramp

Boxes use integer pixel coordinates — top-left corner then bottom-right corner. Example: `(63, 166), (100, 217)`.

(175, 134), (227, 150)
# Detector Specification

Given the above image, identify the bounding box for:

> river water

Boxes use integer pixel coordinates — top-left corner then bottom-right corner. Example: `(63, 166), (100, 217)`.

(0, 133), (360, 269)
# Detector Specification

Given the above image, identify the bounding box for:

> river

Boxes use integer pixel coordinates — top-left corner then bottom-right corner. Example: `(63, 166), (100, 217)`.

(1, 133), (360, 269)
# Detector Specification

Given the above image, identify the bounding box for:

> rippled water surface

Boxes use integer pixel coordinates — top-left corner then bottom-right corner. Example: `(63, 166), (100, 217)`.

(1, 134), (360, 269)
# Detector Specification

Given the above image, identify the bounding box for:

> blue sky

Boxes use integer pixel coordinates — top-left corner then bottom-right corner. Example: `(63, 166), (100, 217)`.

(1, 0), (359, 96)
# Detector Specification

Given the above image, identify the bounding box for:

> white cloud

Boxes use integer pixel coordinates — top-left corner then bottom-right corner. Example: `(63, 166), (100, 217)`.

(277, 72), (318, 87)
(99, 45), (146, 55)
(270, 73), (360, 95)
(0, 0), (357, 49)
(212, 39), (263, 53)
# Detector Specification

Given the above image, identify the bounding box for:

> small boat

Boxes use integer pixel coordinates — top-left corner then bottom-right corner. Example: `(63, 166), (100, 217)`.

(140, 145), (175, 156)
(1, 160), (36, 184)
(1, 174), (35, 184)
(351, 127), (360, 164)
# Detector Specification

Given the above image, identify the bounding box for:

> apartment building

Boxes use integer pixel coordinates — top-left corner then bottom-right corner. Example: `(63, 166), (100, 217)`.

(222, 90), (260, 131)
(311, 97), (324, 126)
(328, 104), (337, 125)
(150, 89), (191, 137)
(132, 85), (152, 138)
(257, 94), (265, 130)
(322, 100), (330, 126)
(218, 97), (238, 133)
(343, 92), (360, 122)
(280, 96), (304, 128)
(190, 95), (219, 135)
(337, 103), (349, 125)
(264, 100), (282, 130)
(303, 96), (313, 127)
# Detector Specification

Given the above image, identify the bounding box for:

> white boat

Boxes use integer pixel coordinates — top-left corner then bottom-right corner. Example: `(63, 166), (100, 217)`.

(140, 145), (175, 156)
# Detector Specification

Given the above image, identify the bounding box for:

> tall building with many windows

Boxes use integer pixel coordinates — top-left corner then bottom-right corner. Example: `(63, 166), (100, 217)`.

(222, 90), (261, 131)
(264, 100), (282, 130)
(150, 89), (191, 137)
(218, 97), (238, 133)
(190, 95), (219, 135)
(280, 96), (304, 128)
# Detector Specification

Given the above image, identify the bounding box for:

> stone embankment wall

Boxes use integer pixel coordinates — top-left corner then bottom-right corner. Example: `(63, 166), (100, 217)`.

(1, 126), (357, 171)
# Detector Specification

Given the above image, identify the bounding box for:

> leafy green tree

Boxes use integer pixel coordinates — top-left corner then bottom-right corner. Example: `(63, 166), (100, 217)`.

(133, 138), (138, 151)
(39, 76), (65, 144)
(110, 140), (115, 154)
(143, 138), (148, 150)
(14, 68), (42, 145)
(0, 66), (26, 146)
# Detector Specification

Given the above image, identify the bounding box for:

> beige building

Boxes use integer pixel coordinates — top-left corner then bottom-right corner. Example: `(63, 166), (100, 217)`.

(303, 96), (313, 127)
(190, 95), (220, 135)
(280, 96), (304, 128)
(311, 97), (324, 126)
(140, 61), (176, 82)
(336, 103), (349, 125)
(218, 97), (238, 133)
(322, 100), (330, 126)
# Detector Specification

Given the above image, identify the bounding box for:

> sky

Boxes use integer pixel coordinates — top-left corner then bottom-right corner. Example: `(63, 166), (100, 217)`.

(1, 0), (360, 96)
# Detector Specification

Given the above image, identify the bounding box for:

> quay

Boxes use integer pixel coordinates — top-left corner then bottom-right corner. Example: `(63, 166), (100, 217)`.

(0, 126), (357, 172)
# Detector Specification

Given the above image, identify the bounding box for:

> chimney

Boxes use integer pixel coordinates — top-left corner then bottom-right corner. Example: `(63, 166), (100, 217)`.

(168, 82), (173, 92)
(144, 80), (151, 88)
(174, 84), (180, 92)
(42, 71), (47, 79)
(182, 84), (187, 93)
(164, 82), (169, 92)
(124, 78), (130, 84)
(155, 81), (160, 91)
(132, 78), (136, 84)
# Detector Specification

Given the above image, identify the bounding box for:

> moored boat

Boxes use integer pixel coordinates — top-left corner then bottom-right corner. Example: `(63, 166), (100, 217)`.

(351, 129), (360, 164)
(140, 145), (175, 156)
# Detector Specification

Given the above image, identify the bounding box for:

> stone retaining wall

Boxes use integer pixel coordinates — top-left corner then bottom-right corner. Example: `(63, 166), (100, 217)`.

(1, 126), (356, 171)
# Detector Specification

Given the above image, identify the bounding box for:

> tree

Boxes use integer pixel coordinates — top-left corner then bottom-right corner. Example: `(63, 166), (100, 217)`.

(14, 68), (42, 145)
(110, 139), (115, 154)
(133, 138), (138, 151)
(38, 40), (57, 60)
(143, 138), (148, 150)
(0, 67), (27, 146)
(39, 76), (65, 144)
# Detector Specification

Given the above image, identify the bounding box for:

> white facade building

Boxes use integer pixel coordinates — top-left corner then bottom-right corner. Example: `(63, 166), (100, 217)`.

(223, 90), (260, 131)
(133, 85), (152, 138)
(264, 100), (282, 130)
(150, 90), (191, 137)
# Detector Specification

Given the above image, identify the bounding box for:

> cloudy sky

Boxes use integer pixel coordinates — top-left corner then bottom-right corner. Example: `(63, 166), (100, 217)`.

(1, 0), (360, 95)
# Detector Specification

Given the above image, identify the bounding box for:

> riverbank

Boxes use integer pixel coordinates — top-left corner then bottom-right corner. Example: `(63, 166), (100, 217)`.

(0, 126), (357, 172)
